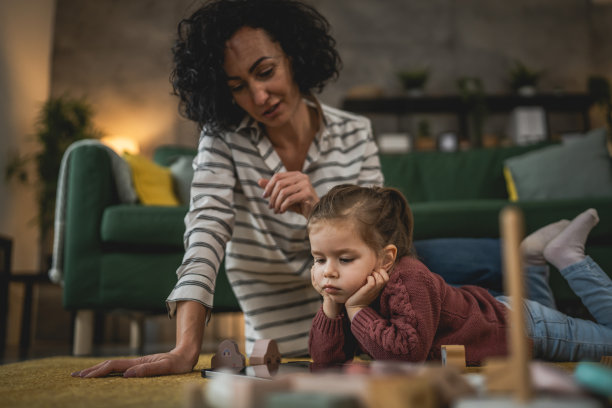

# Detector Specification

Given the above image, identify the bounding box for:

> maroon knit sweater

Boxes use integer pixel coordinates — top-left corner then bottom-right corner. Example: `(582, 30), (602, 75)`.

(309, 256), (509, 366)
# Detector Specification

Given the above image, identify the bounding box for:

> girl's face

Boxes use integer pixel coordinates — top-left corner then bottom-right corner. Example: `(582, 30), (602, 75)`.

(309, 219), (380, 304)
(223, 26), (303, 129)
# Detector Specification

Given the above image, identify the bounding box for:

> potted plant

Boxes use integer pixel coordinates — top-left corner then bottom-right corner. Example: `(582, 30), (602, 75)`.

(509, 60), (543, 96)
(415, 119), (436, 150)
(397, 68), (430, 97)
(5, 95), (102, 268)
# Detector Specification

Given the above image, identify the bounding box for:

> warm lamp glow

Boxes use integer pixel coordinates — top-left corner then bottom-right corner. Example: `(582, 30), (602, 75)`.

(101, 136), (140, 155)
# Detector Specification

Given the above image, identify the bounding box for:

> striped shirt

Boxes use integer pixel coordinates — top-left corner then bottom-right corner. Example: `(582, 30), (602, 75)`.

(166, 98), (383, 356)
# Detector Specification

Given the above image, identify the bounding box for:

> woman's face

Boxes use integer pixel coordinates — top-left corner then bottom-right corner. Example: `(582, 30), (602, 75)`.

(224, 27), (303, 129)
(309, 219), (380, 304)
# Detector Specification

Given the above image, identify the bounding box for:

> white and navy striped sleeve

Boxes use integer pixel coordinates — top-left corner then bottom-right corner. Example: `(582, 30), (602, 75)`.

(166, 132), (236, 316)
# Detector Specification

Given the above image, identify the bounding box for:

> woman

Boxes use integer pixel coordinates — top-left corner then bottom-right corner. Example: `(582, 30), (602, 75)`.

(73, 0), (383, 378)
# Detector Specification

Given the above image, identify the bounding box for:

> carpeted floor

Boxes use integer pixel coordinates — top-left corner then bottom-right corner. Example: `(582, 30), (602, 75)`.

(0, 355), (215, 408)
(0, 355), (581, 408)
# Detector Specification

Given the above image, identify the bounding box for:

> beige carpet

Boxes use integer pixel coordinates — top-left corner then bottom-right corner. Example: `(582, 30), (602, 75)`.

(0, 355), (215, 408)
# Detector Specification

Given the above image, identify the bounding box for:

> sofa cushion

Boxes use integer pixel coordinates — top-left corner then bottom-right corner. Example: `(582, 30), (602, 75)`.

(153, 145), (197, 166)
(123, 153), (181, 206)
(410, 196), (612, 242)
(101, 204), (188, 247)
(380, 143), (550, 203)
(504, 128), (612, 201)
(170, 156), (194, 206)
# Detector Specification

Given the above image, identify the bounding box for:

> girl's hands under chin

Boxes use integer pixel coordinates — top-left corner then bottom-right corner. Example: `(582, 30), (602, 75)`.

(345, 267), (390, 321)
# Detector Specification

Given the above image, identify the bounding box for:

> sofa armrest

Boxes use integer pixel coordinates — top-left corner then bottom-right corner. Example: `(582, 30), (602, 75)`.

(63, 144), (119, 308)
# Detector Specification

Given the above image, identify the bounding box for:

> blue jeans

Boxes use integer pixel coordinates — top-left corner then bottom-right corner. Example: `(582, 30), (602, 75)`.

(499, 256), (612, 361)
(414, 238), (578, 306)
(413, 238), (504, 296)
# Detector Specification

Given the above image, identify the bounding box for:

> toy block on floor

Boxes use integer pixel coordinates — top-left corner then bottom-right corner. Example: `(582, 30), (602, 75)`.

(211, 339), (246, 371)
(441, 345), (466, 372)
(249, 339), (281, 367)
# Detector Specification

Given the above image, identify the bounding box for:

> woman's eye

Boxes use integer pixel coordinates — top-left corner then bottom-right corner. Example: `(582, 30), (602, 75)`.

(229, 83), (244, 93)
(313, 258), (324, 264)
(339, 258), (353, 264)
(258, 68), (274, 78)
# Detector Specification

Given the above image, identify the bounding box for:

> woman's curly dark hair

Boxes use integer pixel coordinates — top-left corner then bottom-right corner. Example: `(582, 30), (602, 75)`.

(170, 0), (342, 133)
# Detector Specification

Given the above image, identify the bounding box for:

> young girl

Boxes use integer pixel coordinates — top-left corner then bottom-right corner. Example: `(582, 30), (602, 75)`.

(307, 184), (612, 365)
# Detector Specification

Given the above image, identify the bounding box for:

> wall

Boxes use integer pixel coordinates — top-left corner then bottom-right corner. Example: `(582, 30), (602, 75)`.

(312, 0), (612, 136)
(49, 0), (612, 153)
(51, 0), (200, 157)
(0, 0), (57, 347)
(0, 1), (56, 271)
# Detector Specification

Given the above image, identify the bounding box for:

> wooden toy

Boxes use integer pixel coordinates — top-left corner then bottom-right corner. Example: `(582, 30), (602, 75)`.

(265, 392), (360, 408)
(420, 366), (475, 405)
(249, 339), (281, 367)
(482, 207), (532, 402)
(288, 373), (436, 408)
(441, 344), (466, 372)
(247, 363), (278, 379)
(366, 376), (436, 408)
(231, 376), (291, 408)
(211, 339), (246, 371)
(184, 382), (206, 408)
(574, 362), (612, 398)
(459, 207), (601, 408)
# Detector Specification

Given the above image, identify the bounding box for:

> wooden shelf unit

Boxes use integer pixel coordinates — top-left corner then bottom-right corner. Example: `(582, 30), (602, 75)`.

(341, 93), (595, 141)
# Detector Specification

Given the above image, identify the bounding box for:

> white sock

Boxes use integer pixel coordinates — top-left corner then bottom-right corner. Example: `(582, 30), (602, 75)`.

(543, 209), (599, 270)
(521, 220), (570, 266)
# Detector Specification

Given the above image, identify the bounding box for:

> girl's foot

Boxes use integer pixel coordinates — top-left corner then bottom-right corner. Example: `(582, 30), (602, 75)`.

(543, 209), (599, 270)
(521, 220), (569, 266)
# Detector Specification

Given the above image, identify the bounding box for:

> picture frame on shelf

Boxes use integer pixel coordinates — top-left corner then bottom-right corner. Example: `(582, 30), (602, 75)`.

(377, 133), (412, 154)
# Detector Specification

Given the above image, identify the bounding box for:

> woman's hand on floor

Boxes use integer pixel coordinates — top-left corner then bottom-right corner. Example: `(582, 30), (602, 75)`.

(71, 349), (196, 378)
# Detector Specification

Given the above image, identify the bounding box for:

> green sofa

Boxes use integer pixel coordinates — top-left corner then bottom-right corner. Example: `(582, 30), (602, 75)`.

(61, 144), (239, 355)
(61, 139), (612, 354)
(381, 141), (612, 309)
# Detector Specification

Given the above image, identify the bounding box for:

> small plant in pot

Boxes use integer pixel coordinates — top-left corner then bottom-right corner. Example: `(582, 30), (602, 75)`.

(5, 95), (102, 269)
(415, 119), (436, 151)
(509, 60), (543, 97)
(397, 68), (430, 97)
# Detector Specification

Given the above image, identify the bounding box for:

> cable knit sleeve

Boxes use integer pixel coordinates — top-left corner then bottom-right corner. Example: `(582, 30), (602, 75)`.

(350, 258), (442, 362)
(308, 306), (357, 364)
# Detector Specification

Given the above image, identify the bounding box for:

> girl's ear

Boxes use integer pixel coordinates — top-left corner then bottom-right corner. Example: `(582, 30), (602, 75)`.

(381, 244), (397, 271)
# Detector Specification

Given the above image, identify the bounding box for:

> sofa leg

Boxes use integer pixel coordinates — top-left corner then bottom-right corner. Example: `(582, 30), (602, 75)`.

(129, 314), (144, 354)
(73, 310), (94, 356)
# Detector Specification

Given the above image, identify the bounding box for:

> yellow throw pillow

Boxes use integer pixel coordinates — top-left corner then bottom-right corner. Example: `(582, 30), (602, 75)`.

(503, 166), (518, 202)
(122, 153), (180, 206)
